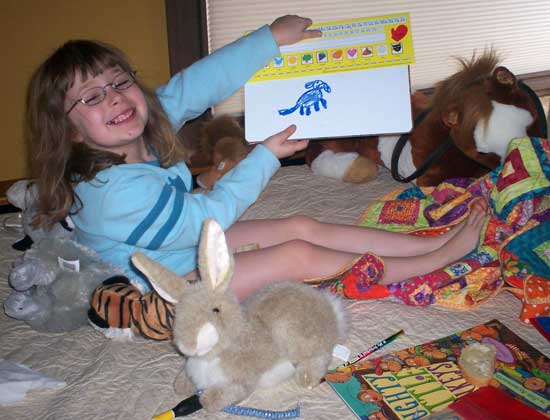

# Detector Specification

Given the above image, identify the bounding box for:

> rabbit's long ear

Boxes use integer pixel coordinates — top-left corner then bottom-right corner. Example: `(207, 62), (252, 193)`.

(131, 252), (186, 303)
(198, 219), (234, 292)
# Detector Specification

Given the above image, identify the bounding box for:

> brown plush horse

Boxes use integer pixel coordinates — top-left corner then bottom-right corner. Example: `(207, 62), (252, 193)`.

(306, 52), (547, 186)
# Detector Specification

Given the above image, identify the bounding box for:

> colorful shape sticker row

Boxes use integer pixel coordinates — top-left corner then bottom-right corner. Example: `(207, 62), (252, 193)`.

(267, 43), (404, 68)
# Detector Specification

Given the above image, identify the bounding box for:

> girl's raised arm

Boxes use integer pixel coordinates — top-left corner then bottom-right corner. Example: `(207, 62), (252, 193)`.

(156, 25), (278, 132)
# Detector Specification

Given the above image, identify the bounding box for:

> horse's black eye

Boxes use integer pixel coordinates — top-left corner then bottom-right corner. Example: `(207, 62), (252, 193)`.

(212, 307), (220, 314)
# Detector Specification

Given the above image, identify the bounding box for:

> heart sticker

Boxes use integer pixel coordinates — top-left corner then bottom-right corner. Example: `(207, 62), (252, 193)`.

(391, 24), (408, 42)
(347, 48), (357, 58)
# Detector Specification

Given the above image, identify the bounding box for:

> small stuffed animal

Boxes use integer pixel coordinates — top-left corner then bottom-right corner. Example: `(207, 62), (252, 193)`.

(131, 219), (348, 412)
(6, 180), (74, 251)
(305, 139), (379, 183)
(3, 237), (121, 332)
(195, 115), (253, 190)
(87, 276), (175, 341)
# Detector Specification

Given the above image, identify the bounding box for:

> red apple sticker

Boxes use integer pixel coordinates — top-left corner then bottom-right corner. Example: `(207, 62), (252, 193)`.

(391, 25), (408, 42)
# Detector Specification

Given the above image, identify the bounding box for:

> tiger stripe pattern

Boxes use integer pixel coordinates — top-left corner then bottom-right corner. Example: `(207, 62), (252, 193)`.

(88, 276), (175, 341)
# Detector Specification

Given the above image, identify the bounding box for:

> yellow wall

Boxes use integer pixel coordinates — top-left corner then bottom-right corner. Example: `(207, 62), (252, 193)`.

(0, 0), (170, 181)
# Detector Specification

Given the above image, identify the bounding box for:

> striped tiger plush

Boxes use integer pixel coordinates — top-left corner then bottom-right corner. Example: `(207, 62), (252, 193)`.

(88, 276), (175, 341)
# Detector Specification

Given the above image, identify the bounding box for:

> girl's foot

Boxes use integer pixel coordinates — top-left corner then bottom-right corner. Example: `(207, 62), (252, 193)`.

(433, 199), (487, 265)
(427, 196), (488, 250)
(379, 199), (487, 286)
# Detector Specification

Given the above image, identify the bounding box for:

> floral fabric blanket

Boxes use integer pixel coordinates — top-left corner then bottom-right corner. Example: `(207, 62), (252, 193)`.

(338, 136), (550, 325)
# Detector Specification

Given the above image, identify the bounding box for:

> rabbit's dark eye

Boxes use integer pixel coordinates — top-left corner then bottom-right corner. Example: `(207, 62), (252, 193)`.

(212, 307), (220, 314)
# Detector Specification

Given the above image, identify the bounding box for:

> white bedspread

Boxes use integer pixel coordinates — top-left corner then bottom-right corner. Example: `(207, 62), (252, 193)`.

(1, 165), (547, 420)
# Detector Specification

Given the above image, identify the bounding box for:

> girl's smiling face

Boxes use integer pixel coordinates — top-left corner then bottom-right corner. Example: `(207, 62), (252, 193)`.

(65, 67), (151, 162)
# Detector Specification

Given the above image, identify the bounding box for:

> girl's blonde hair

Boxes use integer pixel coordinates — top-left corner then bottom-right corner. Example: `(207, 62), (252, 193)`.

(27, 39), (187, 228)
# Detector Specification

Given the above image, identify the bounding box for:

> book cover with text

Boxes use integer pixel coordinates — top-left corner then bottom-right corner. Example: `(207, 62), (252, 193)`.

(325, 319), (549, 419)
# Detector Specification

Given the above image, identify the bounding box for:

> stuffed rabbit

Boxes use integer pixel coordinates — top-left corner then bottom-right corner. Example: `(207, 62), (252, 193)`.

(131, 219), (348, 412)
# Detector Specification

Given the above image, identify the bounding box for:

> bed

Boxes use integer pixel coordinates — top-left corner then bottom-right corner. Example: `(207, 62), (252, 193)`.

(1, 165), (548, 420)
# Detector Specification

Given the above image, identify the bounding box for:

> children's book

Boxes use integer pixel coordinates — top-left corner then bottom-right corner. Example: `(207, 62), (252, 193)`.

(324, 319), (550, 419)
(244, 13), (414, 142)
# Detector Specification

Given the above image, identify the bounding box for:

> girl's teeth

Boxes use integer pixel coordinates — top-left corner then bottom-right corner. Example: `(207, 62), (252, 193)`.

(108, 109), (133, 125)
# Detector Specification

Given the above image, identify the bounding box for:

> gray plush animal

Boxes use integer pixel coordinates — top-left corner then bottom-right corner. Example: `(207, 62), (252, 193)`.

(132, 219), (348, 413)
(4, 237), (122, 332)
(6, 180), (74, 251)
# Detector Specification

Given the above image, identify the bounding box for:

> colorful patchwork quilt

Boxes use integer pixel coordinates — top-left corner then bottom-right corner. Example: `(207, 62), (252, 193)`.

(333, 137), (550, 325)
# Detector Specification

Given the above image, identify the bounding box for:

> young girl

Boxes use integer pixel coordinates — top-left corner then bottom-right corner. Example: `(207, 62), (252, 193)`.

(28, 15), (486, 300)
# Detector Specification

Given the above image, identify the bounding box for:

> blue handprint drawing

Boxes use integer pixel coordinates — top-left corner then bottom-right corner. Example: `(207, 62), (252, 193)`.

(278, 80), (332, 116)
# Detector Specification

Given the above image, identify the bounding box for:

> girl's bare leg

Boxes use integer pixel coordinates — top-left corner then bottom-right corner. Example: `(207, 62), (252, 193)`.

(231, 240), (358, 300)
(227, 215), (463, 258)
(230, 204), (486, 300)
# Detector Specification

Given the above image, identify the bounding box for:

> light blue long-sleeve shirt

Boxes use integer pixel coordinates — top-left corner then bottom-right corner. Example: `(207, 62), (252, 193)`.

(71, 26), (281, 291)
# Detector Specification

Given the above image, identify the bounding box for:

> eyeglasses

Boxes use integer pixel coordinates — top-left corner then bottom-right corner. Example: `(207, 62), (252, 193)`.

(66, 71), (136, 114)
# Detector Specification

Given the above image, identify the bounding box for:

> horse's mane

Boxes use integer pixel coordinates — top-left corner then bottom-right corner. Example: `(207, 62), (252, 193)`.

(430, 51), (500, 112)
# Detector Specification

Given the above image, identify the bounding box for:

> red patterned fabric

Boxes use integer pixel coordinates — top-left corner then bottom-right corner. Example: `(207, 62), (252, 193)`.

(341, 253), (387, 299)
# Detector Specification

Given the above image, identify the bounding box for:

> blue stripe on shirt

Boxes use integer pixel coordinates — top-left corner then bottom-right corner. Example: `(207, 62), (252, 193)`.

(125, 183), (172, 246)
(148, 188), (184, 249)
(168, 175), (187, 193)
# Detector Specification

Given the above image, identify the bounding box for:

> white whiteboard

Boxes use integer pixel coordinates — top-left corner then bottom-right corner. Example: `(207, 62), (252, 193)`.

(244, 65), (412, 142)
